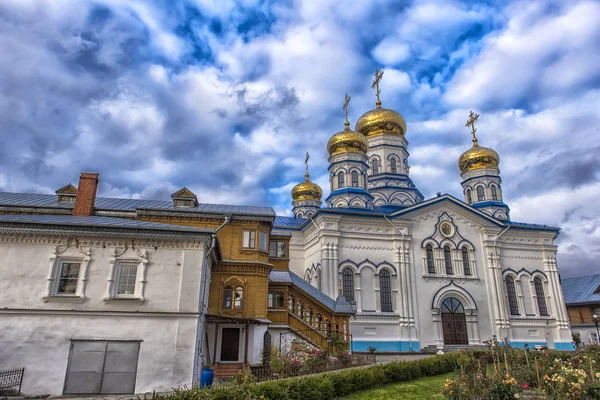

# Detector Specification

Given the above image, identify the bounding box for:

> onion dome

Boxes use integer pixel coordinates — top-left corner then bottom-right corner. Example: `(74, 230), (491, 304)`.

(327, 121), (369, 156)
(291, 173), (322, 201)
(355, 106), (407, 138)
(458, 141), (500, 173)
(458, 111), (500, 173)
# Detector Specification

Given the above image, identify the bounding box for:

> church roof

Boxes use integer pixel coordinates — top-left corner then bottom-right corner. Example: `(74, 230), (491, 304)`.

(0, 191), (275, 218)
(561, 274), (600, 306)
(269, 270), (353, 314)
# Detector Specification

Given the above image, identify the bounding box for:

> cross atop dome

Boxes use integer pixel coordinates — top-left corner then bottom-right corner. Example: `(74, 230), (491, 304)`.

(342, 93), (351, 128)
(371, 68), (384, 108)
(465, 110), (480, 145)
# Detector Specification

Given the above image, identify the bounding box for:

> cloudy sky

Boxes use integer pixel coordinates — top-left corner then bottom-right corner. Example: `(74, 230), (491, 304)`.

(0, 0), (598, 276)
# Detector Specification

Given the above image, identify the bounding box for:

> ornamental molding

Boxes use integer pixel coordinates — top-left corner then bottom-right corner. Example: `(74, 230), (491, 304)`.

(0, 224), (212, 243)
(402, 202), (496, 229)
(0, 206), (72, 215)
(135, 209), (274, 223)
(0, 234), (209, 249)
(339, 245), (395, 251)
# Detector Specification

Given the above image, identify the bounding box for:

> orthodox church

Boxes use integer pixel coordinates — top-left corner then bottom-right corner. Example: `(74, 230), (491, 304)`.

(276, 70), (572, 352)
(0, 70), (572, 396)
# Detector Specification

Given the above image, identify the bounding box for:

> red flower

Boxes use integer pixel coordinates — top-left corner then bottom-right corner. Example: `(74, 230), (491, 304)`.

(522, 384), (529, 389)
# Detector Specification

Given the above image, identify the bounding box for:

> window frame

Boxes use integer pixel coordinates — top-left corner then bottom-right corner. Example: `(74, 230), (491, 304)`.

(338, 172), (345, 188)
(466, 189), (472, 204)
(476, 186), (485, 201)
(242, 230), (257, 249)
(505, 276), (520, 315)
(268, 290), (285, 309)
(372, 159), (379, 175)
(426, 245), (435, 274)
(491, 185), (498, 200)
(234, 286), (243, 309)
(444, 246), (453, 275)
(351, 171), (359, 187)
(259, 231), (268, 252)
(379, 269), (393, 312)
(342, 268), (355, 301)
(55, 261), (82, 296)
(534, 277), (549, 316)
(390, 158), (397, 174)
(461, 247), (471, 276)
(115, 262), (139, 297)
(269, 240), (287, 258)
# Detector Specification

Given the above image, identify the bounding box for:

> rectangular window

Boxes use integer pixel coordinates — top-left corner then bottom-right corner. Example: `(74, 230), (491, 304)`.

(268, 290), (285, 308)
(57, 262), (81, 294)
(242, 230), (256, 248)
(259, 232), (268, 251)
(117, 263), (138, 295)
(268, 241), (287, 258)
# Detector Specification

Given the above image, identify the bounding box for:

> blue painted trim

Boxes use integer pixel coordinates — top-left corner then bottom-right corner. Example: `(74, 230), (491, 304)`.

(472, 201), (510, 209)
(368, 173), (412, 182)
(388, 194), (505, 227)
(431, 280), (478, 310)
(554, 342), (576, 351)
(352, 340), (420, 352)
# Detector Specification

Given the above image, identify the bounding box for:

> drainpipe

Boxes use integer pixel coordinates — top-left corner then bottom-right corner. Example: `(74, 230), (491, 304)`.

(195, 216), (231, 385)
(384, 215), (413, 351)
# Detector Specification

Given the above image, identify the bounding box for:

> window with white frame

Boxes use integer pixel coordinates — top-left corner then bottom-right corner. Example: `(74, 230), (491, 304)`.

(116, 262), (138, 296)
(56, 261), (81, 295)
(242, 230), (256, 248)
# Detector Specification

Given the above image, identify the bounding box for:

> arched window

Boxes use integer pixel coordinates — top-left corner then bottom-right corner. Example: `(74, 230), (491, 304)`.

(288, 295), (295, 312)
(379, 270), (393, 312)
(491, 185), (498, 200)
(466, 189), (472, 204)
(342, 268), (355, 301)
(444, 246), (453, 275)
(372, 159), (379, 174)
(477, 186), (485, 201)
(324, 319), (331, 335)
(234, 286), (243, 308)
(390, 158), (397, 174)
(426, 245), (435, 274)
(338, 172), (345, 188)
(307, 308), (313, 324)
(462, 247), (471, 275)
(223, 287), (233, 309)
(351, 171), (359, 187)
(534, 277), (548, 316)
(363, 172), (368, 188)
(505, 276), (519, 315)
(316, 313), (323, 330)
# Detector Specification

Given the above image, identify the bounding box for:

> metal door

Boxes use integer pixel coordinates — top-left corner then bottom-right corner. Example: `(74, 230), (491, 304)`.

(64, 341), (140, 394)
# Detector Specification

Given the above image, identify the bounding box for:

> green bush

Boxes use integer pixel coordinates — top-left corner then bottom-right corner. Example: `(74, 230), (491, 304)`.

(152, 353), (461, 400)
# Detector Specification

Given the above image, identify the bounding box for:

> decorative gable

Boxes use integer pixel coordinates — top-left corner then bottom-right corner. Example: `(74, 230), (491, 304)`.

(55, 184), (78, 203)
(171, 187), (198, 208)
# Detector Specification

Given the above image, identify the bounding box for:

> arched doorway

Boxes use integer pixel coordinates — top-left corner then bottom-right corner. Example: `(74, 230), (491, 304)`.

(441, 297), (468, 345)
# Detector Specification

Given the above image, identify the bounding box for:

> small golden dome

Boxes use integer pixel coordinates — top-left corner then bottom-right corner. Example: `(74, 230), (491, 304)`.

(327, 122), (369, 156)
(458, 143), (500, 173)
(355, 106), (407, 138)
(292, 174), (322, 201)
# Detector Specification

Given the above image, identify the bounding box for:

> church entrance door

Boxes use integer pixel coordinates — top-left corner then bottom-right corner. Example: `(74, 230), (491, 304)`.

(441, 297), (468, 345)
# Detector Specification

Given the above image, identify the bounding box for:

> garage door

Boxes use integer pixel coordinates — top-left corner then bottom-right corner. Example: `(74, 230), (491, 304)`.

(64, 341), (140, 394)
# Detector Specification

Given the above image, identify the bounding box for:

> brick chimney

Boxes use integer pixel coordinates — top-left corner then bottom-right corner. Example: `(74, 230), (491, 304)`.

(73, 172), (99, 216)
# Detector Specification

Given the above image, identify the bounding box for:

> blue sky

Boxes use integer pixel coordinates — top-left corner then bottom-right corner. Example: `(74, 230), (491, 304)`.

(0, 0), (599, 276)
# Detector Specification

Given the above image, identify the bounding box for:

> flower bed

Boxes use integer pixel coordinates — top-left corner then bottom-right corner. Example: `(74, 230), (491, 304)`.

(442, 339), (600, 399)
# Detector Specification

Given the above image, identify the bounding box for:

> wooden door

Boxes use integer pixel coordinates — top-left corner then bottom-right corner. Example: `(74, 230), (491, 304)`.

(220, 328), (240, 362)
(441, 297), (469, 345)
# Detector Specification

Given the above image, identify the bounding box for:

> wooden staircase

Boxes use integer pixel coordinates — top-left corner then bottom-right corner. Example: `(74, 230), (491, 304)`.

(210, 363), (244, 379)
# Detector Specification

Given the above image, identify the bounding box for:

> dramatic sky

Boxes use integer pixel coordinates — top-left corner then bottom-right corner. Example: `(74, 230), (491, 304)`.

(0, 0), (598, 276)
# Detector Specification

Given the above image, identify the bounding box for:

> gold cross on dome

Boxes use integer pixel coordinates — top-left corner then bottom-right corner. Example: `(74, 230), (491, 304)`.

(343, 93), (351, 125)
(305, 152), (310, 177)
(371, 68), (384, 107)
(465, 110), (480, 144)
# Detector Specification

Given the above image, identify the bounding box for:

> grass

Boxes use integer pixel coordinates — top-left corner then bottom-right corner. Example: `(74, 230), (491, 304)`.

(339, 373), (452, 400)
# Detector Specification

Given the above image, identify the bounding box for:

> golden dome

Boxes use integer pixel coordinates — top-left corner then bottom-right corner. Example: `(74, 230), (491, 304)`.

(327, 121), (369, 156)
(292, 174), (323, 201)
(355, 105), (407, 138)
(458, 143), (500, 173)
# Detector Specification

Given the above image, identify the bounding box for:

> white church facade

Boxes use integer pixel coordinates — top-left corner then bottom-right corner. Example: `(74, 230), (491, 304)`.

(276, 75), (573, 352)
